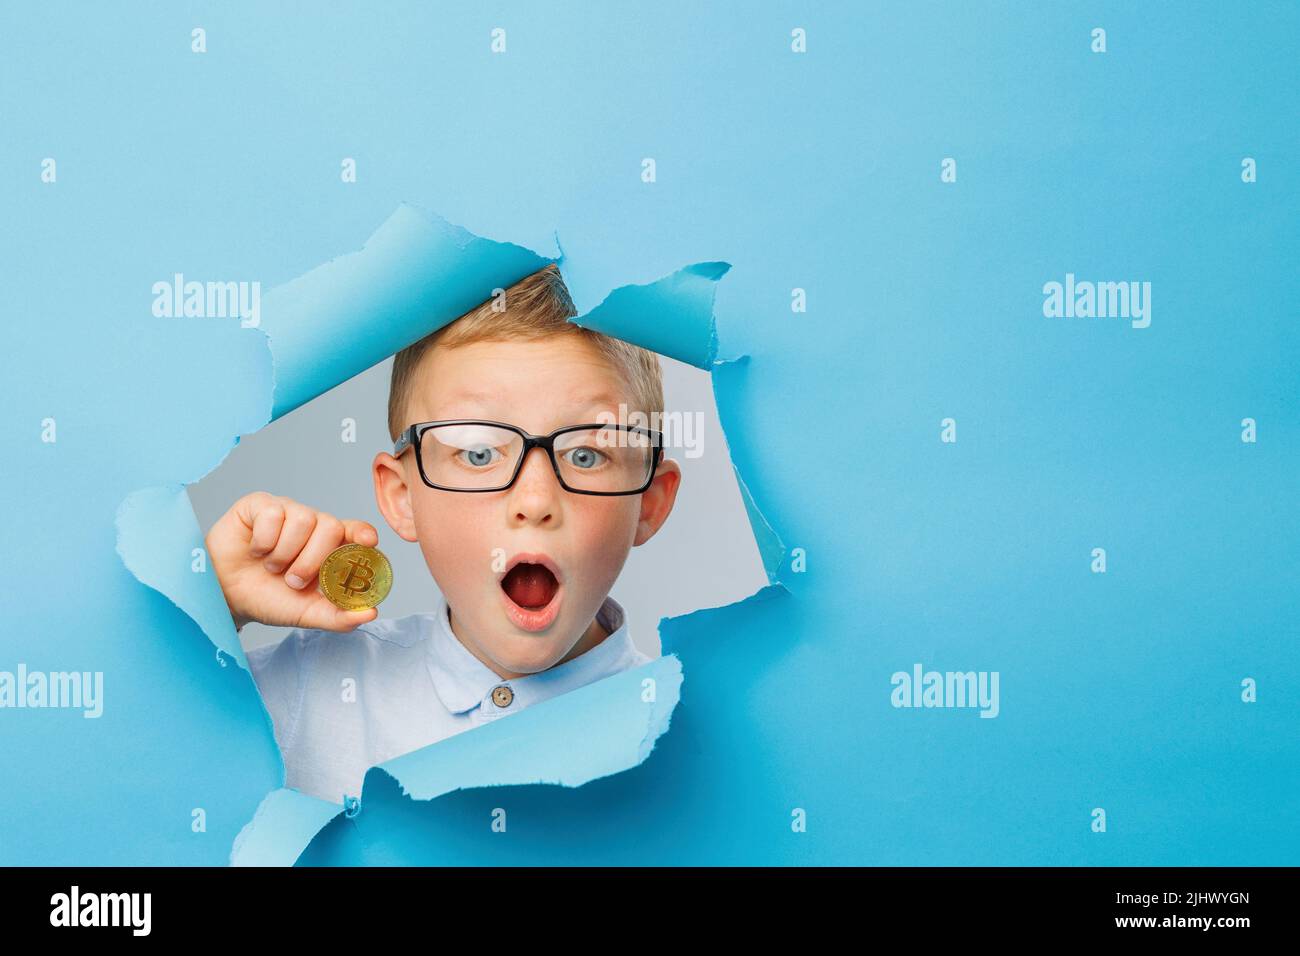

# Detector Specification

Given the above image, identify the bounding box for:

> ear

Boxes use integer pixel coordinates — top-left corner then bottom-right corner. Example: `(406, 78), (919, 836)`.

(373, 452), (419, 542)
(633, 457), (682, 547)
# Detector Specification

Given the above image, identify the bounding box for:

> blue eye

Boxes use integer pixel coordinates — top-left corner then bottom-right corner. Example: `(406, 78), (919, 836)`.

(459, 446), (503, 468)
(563, 446), (606, 469)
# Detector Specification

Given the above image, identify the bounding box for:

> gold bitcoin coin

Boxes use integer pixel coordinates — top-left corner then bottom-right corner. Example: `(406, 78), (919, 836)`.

(318, 543), (393, 610)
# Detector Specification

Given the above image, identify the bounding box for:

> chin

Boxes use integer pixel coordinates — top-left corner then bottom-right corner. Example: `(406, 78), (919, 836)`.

(493, 636), (568, 675)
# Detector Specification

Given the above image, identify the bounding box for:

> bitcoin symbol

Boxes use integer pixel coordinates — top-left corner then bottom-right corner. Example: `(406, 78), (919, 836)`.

(338, 557), (375, 596)
(319, 544), (393, 610)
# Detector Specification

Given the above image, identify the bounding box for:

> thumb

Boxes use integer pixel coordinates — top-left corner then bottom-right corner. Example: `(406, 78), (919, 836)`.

(301, 595), (382, 632)
(300, 597), (379, 633)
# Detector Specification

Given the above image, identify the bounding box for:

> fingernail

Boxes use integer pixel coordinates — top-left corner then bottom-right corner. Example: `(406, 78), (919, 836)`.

(285, 573), (305, 589)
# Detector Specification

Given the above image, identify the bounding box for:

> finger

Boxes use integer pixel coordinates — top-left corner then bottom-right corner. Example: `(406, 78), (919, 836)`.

(244, 496), (286, 558)
(342, 519), (379, 547)
(262, 502), (317, 573)
(283, 513), (347, 590)
(330, 605), (379, 631)
(304, 602), (378, 633)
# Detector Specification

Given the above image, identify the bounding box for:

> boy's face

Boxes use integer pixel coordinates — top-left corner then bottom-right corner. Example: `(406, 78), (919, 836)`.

(373, 336), (681, 680)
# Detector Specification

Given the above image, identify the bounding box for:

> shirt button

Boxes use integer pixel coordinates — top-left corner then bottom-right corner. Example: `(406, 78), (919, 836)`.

(491, 685), (514, 708)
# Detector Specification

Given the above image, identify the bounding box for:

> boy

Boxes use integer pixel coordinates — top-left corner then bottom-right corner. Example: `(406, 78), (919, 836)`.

(205, 265), (682, 805)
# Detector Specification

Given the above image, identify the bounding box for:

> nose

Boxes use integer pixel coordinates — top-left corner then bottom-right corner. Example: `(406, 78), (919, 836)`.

(506, 445), (560, 526)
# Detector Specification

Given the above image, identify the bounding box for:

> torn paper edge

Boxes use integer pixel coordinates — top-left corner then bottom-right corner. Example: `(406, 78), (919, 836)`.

(109, 202), (787, 866)
(360, 653), (684, 804)
(230, 787), (344, 867)
(567, 260), (731, 370)
(266, 203), (561, 421)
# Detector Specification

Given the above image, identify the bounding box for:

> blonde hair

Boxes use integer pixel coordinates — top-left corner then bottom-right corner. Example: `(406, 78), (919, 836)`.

(387, 264), (663, 442)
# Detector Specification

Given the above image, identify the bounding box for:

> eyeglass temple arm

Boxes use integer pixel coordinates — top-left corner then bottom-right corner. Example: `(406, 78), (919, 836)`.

(393, 426), (414, 457)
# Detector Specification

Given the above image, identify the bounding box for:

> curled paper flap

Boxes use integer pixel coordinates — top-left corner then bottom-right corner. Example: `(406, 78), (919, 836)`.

(709, 355), (788, 585)
(116, 484), (248, 670)
(569, 261), (730, 370)
(230, 788), (346, 867)
(375, 655), (682, 801)
(266, 203), (560, 420)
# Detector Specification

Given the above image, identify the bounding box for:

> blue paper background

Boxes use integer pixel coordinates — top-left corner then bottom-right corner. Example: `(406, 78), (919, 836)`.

(2, 2), (1296, 865)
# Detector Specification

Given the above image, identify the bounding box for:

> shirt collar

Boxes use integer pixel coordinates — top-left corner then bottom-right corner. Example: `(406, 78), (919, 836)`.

(425, 591), (640, 718)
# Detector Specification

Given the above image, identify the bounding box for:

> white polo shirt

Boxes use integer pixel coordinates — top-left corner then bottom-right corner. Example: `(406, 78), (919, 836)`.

(245, 593), (651, 805)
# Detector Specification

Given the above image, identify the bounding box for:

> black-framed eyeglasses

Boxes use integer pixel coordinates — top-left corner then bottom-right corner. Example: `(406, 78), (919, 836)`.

(394, 419), (665, 495)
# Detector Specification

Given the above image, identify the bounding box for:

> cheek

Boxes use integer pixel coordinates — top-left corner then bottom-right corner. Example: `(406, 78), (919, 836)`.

(412, 495), (493, 586)
(568, 500), (640, 570)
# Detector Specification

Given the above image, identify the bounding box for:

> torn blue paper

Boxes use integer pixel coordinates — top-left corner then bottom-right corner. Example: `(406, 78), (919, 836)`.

(569, 261), (731, 370)
(374, 655), (681, 800)
(709, 355), (788, 585)
(230, 788), (346, 867)
(111, 202), (758, 866)
(14, 4), (1294, 871)
(116, 484), (248, 669)
(266, 203), (559, 420)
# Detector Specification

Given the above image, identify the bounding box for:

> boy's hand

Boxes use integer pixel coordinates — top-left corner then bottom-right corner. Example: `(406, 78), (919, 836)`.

(206, 492), (382, 633)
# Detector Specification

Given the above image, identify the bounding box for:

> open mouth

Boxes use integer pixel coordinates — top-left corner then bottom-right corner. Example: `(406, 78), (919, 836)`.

(498, 555), (563, 632)
(501, 562), (559, 609)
